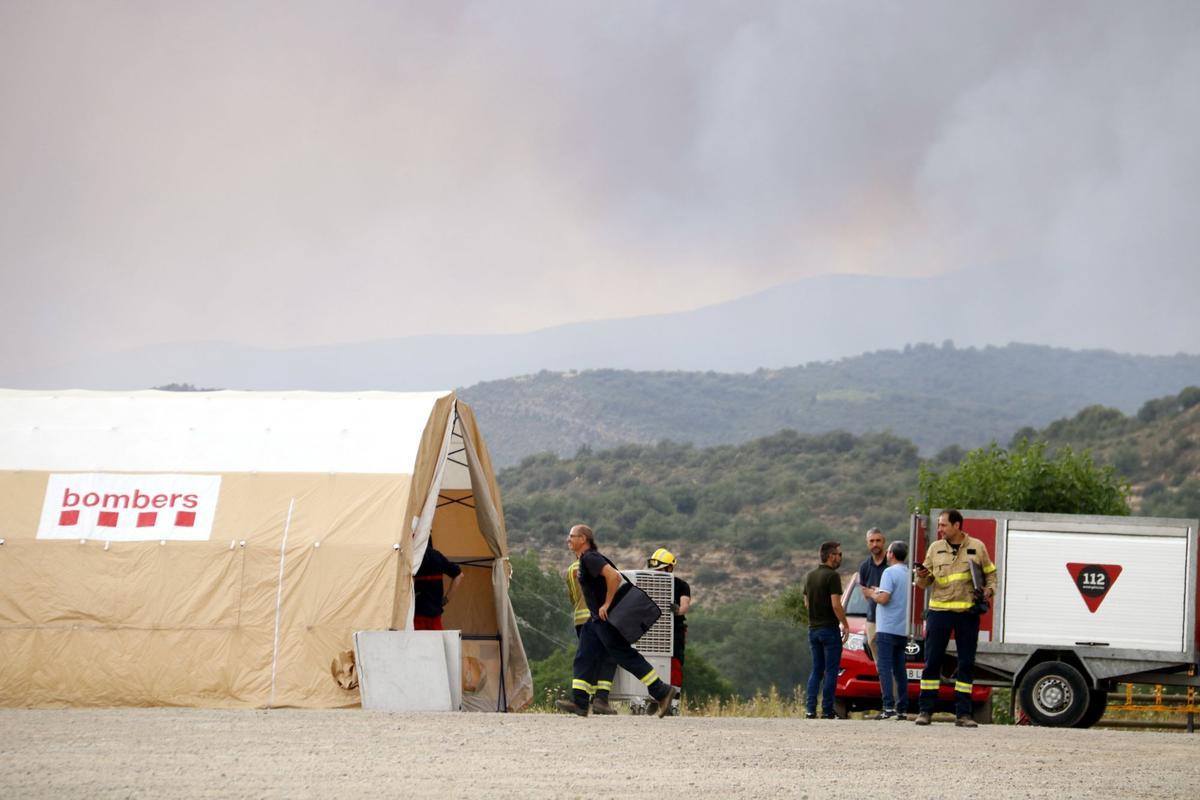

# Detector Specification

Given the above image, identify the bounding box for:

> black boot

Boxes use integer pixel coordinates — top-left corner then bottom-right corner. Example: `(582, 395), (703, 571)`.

(655, 685), (677, 718)
(591, 693), (617, 715)
(555, 699), (588, 717)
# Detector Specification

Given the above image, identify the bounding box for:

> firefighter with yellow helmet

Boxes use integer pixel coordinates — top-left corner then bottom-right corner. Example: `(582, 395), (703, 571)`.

(648, 547), (691, 706)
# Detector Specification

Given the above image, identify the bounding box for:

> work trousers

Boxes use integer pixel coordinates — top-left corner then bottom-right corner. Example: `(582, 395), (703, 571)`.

(574, 623), (617, 697)
(919, 610), (979, 717)
(875, 631), (909, 714)
(572, 619), (669, 708)
(671, 624), (687, 687)
(805, 625), (842, 717)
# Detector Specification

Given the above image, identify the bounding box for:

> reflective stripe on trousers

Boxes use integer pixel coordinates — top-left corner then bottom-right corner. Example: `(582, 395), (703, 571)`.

(572, 619), (668, 707)
(919, 610), (979, 718)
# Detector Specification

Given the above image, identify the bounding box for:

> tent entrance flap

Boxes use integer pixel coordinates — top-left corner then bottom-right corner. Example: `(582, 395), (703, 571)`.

(411, 403), (473, 568)
(405, 400), (533, 710)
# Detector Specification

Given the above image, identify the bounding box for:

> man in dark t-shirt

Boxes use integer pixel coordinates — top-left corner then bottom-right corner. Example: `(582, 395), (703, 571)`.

(802, 540), (850, 719)
(413, 544), (463, 630)
(557, 524), (677, 718)
(857, 527), (887, 660)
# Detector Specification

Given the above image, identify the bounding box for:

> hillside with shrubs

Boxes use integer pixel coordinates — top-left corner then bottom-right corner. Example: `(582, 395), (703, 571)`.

(466, 343), (1200, 466)
(1012, 385), (1200, 518)
(500, 385), (1200, 601)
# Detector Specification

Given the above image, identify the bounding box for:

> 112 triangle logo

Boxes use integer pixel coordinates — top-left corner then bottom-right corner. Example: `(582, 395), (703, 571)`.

(1065, 563), (1123, 613)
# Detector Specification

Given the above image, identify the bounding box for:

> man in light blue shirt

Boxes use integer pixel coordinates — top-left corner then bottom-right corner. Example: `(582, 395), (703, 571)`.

(863, 541), (911, 719)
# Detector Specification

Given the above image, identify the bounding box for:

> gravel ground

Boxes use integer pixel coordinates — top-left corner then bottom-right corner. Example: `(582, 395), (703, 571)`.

(1, 709), (1197, 799)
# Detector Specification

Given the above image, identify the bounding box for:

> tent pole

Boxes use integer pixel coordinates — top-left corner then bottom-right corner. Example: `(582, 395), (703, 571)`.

(499, 634), (507, 712)
(268, 497), (296, 709)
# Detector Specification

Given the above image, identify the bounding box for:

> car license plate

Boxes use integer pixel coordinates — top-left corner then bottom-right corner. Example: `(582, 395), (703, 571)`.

(906, 668), (922, 680)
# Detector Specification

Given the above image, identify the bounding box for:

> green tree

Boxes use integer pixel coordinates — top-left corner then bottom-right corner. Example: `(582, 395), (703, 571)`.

(912, 439), (1131, 516)
(528, 647), (574, 703)
(688, 601), (811, 697)
(680, 651), (736, 706)
(508, 552), (575, 662)
(776, 583), (809, 629)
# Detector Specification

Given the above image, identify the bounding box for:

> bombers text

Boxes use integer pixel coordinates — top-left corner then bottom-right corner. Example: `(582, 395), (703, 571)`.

(61, 487), (200, 511)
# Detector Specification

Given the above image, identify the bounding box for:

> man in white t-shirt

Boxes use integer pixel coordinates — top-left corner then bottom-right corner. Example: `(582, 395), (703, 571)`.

(863, 541), (911, 720)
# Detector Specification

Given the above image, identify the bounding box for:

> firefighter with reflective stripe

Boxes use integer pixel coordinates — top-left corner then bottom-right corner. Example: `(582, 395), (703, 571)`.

(913, 508), (997, 727)
(567, 558), (617, 714)
(556, 524), (677, 718)
(567, 560), (590, 628)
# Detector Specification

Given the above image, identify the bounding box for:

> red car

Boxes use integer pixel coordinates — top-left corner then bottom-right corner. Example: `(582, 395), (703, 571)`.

(833, 573), (992, 721)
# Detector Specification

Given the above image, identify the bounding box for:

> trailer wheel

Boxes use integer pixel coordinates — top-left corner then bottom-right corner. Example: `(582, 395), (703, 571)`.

(1072, 688), (1108, 729)
(1018, 662), (1089, 727)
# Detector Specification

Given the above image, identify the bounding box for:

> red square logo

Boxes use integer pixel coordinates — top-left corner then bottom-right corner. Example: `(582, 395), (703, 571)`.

(97, 511), (119, 527)
(175, 511), (196, 527)
(59, 510), (80, 526)
(137, 512), (158, 527)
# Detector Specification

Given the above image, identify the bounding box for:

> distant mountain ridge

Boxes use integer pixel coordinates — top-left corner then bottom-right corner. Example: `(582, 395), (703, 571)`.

(10, 269), (1194, 391)
(462, 343), (1200, 465)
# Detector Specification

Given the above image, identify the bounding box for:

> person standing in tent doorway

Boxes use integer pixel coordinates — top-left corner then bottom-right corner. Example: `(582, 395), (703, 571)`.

(646, 547), (689, 715)
(567, 556), (618, 714)
(557, 524), (677, 718)
(413, 544), (464, 630)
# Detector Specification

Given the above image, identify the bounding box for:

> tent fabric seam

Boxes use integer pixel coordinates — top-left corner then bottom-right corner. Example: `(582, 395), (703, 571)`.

(268, 497), (295, 709)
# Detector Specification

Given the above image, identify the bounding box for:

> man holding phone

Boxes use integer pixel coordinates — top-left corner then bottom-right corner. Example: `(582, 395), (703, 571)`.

(913, 509), (997, 728)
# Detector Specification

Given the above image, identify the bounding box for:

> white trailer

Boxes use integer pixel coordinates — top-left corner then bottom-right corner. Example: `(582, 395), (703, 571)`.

(910, 510), (1199, 727)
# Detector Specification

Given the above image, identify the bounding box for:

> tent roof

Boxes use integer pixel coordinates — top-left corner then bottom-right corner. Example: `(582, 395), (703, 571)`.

(0, 389), (452, 474)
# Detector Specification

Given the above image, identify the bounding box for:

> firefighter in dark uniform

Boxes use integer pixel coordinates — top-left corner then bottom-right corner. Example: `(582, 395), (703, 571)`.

(556, 524), (677, 718)
(913, 508), (997, 727)
(567, 557), (617, 714)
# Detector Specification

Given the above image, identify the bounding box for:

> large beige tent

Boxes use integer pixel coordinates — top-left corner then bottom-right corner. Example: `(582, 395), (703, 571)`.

(0, 389), (532, 710)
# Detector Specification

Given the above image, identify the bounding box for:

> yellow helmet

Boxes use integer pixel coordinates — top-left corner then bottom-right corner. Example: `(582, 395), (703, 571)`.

(647, 547), (676, 570)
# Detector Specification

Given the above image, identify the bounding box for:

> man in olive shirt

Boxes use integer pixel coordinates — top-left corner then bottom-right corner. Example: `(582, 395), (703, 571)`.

(803, 540), (850, 719)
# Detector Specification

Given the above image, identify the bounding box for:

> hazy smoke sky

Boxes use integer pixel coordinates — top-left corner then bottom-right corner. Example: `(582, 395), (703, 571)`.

(1, 1), (1197, 379)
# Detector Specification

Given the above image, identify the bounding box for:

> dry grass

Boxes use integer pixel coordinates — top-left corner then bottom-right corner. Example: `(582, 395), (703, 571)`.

(528, 683), (1198, 731)
(523, 684), (814, 717)
(685, 686), (809, 717)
